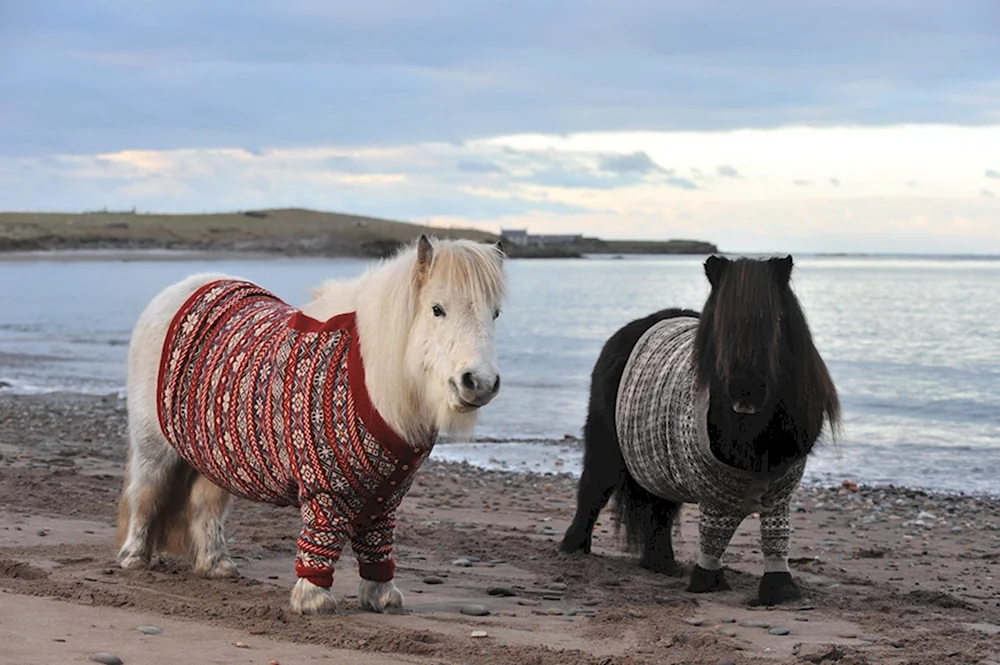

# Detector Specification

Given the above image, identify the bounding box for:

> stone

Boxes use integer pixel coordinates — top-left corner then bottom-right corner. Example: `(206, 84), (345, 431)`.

(452, 558), (473, 567)
(794, 644), (845, 663)
(686, 617), (707, 626)
(88, 655), (123, 665)
(461, 604), (490, 617)
(470, 630), (489, 638)
(547, 582), (568, 592)
(423, 576), (444, 585)
(769, 627), (791, 636)
(517, 599), (540, 606)
(137, 625), (162, 635)
(487, 586), (517, 597)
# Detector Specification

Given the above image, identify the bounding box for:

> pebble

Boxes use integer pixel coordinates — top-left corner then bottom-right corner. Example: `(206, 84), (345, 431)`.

(487, 586), (517, 597)
(547, 582), (568, 592)
(685, 617), (707, 626)
(769, 627), (791, 636)
(719, 617), (736, 623)
(517, 599), (540, 606)
(470, 630), (489, 639)
(542, 594), (563, 601)
(718, 658), (736, 665)
(837, 632), (859, 638)
(423, 576), (444, 585)
(580, 599), (600, 606)
(719, 629), (738, 637)
(88, 655), (123, 665)
(37, 529), (48, 537)
(452, 558), (473, 567)
(460, 604), (490, 616)
(137, 625), (162, 635)
(269, 661), (280, 665)
(234, 641), (250, 648)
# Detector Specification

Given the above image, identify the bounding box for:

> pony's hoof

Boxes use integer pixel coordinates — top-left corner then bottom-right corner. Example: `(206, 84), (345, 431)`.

(756, 572), (801, 606)
(196, 558), (239, 579)
(118, 553), (149, 571)
(640, 556), (681, 576)
(687, 565), (731, 593)
(359, 580), (404, 614)
(558, 529), (591, 555)
(290, 577), (338, 615)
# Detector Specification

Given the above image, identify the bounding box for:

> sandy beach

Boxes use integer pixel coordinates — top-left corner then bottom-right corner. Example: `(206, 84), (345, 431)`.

(1, 392), (998, 665)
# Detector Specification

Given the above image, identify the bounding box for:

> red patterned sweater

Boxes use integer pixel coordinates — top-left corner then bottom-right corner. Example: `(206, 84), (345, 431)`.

(157, 279), (434, 588)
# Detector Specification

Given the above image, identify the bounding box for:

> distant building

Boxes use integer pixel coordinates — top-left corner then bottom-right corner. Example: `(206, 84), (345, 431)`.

(501, 228), (582, 247)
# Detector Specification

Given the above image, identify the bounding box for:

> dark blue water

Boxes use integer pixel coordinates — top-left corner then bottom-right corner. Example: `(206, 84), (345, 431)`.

(1, 252), (998, 495)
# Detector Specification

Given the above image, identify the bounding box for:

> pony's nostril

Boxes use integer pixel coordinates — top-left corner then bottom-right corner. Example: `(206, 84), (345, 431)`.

(491, 375), (501, 394)
(461, 372), (476, 391)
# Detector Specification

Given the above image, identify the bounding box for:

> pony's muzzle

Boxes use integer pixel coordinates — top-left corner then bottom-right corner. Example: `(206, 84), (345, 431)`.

(728, 377), (769, 415)
(454, 371), (501, 409)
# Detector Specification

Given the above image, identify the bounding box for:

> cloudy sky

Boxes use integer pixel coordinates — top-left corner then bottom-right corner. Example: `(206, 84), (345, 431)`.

(1, 0), (998, 253)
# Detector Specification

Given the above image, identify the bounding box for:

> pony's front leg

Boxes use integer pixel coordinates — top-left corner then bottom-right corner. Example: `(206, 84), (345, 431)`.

(756, 501), (801, 606)
(351, 515), (403, 614)
(290, 501), (347, 615)
(688, 502), (742, 593)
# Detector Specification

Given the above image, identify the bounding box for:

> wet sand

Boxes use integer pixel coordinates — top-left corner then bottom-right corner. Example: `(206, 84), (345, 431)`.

(1, 392), (998, 665)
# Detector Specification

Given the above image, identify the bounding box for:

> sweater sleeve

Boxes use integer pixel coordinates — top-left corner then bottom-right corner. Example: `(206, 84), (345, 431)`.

(349, 514), (397, 582)
(294, 492), (350, 588)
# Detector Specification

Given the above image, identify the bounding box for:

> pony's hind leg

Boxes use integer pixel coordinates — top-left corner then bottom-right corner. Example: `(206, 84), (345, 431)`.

(614, 471), (682, 575)
(560, 412), (625, 555)
(117, 427), (190, 570)
(189, 474), (238, 579)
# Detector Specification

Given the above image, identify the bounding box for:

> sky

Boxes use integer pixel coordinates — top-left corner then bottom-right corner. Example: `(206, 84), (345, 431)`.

(1, 0), (999, 253)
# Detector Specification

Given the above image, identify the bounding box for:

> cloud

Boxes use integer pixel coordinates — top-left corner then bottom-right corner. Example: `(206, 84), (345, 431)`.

(2, 1), (999, 157)
(794, 180), (812, 186)
(457, 159), (505, 174)
(599, 151), (661, 174)
(717, 165), (740, 178)
(3, 124), (1000, 253)
(983, 189), (996, 198)
(830, 178), (841, 186)
(664, 176), (699, 190)
(987, 169), (1000, 179)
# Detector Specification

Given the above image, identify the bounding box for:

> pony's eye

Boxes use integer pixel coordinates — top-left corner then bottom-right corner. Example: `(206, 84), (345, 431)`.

(432, 304), (446, 318)
(493, 309), (501, 320)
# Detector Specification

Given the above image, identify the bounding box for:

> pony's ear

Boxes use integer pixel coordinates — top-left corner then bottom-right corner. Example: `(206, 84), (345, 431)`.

(704, 255), (730, 288)
(770, 255), (793, 286)
(416, 234), (434, 284)
(493, 239), (505, 261)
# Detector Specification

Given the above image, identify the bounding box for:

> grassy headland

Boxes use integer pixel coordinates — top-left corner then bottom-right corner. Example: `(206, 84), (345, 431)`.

(0, 208), (717, 258)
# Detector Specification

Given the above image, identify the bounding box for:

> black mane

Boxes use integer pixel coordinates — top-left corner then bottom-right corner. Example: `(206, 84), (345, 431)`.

(695, 255), (841, 472)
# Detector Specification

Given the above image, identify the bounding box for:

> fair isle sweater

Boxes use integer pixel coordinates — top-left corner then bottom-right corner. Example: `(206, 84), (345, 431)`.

(615, 317), (806, 564)
(157, 279), (434, 588)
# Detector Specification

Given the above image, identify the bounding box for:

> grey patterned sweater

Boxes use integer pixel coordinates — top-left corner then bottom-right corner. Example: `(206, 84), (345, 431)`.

(615, 316), (806, 570)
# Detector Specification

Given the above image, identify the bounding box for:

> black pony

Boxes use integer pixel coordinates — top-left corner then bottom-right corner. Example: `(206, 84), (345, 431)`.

(560, 255), (840, 606)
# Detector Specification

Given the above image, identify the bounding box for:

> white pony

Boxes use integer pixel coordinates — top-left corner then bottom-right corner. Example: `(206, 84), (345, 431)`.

(116, 235), (507, 615)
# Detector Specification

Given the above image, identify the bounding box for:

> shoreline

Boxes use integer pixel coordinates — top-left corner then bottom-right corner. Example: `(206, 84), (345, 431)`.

(2, 389), (997, 501)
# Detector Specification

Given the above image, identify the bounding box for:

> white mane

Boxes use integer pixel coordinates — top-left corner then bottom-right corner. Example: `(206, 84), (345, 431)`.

(300, 237), (507, 444)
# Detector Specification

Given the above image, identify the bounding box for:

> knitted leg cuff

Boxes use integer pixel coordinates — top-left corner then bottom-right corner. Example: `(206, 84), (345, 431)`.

(295, 564), (334, 588)
(358, 559), (395, 583)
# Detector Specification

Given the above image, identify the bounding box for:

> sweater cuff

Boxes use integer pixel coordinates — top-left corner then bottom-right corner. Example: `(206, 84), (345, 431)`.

(359, 559), (395, 583)
(295, 563), (334, 588)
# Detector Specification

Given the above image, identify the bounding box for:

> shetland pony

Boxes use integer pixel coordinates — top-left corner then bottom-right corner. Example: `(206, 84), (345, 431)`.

(116, 236), (507, 615)
(560, 255), (840, 606)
